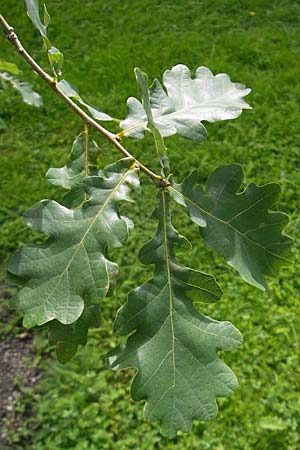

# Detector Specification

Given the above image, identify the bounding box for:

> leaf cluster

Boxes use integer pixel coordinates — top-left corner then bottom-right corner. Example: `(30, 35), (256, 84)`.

(2, 0), (293, 438)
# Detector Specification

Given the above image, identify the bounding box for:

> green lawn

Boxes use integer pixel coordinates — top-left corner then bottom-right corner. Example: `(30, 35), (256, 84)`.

(1, 0), (300, 449)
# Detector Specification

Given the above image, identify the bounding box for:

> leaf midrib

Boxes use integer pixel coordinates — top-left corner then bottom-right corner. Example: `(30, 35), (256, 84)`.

(122, 99), (243, 136)
(161, 190), (176, 431)
(168, 185), (290, 264)
(42, 169), (130, 314)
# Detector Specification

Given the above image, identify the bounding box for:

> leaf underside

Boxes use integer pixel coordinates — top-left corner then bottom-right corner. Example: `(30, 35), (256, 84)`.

(25, 0), (48, 38)
(110, 191), (242, 438)
(0, 72), (43, 107)
(8, 156), (139, 361)
(120, 64), (251, 141)
(58, 79), (113, 121)
(169, 164), (293, 290)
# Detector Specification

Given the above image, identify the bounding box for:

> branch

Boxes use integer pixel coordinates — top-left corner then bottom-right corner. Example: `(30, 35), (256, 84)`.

(0, 14), (170, 187)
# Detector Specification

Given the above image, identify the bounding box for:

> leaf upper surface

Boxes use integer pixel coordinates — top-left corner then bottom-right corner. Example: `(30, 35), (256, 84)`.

(46, 133), (100, 207)
(8, 158), (139, 328)
(120, 64), (251, 141)
(169, 164), (293, 290)
(110, 191), (241, 438)
(0, 61), (20, 75)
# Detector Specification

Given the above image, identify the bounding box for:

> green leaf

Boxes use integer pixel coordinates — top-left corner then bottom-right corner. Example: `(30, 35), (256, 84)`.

(58, 79), (113, 121)
(43, 4), (50, 27)
(57, 79), (80, 100)
(0, 61), (20, 75)
(110, 190), (241, 438)
(25, 0), (48, 40)
(169, 165), (293, 290)
(0, 72), (43, 107)
(7, 158), (139, 328)
(153, 127), (169, 176)
(48, 305), (101, 363)
(129, 69), (169, 174)
(134, 67), (154, 127)
(48, 46), (64, 77)
(120, 64), (251, 141)
(46, 133), (101, 208)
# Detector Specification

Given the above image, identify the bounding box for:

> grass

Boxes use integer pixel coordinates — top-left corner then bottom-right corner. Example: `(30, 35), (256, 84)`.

(1, 0), (300, 449)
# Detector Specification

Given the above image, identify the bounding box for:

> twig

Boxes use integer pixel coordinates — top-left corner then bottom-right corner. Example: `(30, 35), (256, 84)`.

(0, 14), (170, 187)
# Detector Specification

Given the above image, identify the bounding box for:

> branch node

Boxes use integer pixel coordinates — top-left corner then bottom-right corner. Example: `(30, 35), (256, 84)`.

(155, 177), (171, 188)
(0, 13), (163, 185)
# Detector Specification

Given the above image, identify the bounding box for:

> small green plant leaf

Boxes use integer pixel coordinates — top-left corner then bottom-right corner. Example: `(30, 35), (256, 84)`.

(110, 190), (241, 438)
(169, 164), (293, 290)
(58, 79), (113, 121)
(121, 64), (251, 141)
(46, 133), (100, 207)
(25, 0), (49, 40)
(134, 67), (155, 127)
(7, 158), (139, 328)
(57, 79), (80, 100)
(43, 4), (50, 27)
(48, 46), (64, 77)
(133, 69), (170, 175)
(0, 72), (43, 107)
(0, 61), (20, 75)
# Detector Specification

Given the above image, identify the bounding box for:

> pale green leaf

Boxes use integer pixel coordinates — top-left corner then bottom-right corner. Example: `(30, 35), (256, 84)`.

(48, 46), (64, 76)
(58, 79), (113, 121)
(43, 4), (50, 27)
(25, 0), (48, 39)
(46, 133), (100, 208)
(153, 127), (169, 176)
(169, 165), (293, 290)
(134, 67), (154, 127)
(0, 72), (43, 107)
(7, 158), (139, 328)
(0, 61), (20, 75)
(121, 64), (251, 141)
(110, 191), (241, 438)
(57, 79), (80, 100)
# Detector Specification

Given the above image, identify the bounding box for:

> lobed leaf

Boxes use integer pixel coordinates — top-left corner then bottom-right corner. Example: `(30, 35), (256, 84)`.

(110, 191), (241, 438)
(120, 64), (251, 141)
(7, 158), (139, 330)
(169, 164), (293, 290)
(46, 133), (101, 208)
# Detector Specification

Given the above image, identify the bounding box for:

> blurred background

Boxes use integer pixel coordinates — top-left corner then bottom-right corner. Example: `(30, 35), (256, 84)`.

(0, 1), (299, 449)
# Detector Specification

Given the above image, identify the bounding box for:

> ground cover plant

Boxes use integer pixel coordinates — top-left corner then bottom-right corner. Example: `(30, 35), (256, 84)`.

(0, 0), (298, 450)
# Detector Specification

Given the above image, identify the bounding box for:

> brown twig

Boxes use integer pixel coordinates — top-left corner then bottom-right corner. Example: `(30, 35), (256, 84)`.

(0, 14), (170, 187)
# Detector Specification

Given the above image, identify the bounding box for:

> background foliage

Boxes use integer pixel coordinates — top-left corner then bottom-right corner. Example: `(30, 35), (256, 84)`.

(0, 0), (299, 449)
